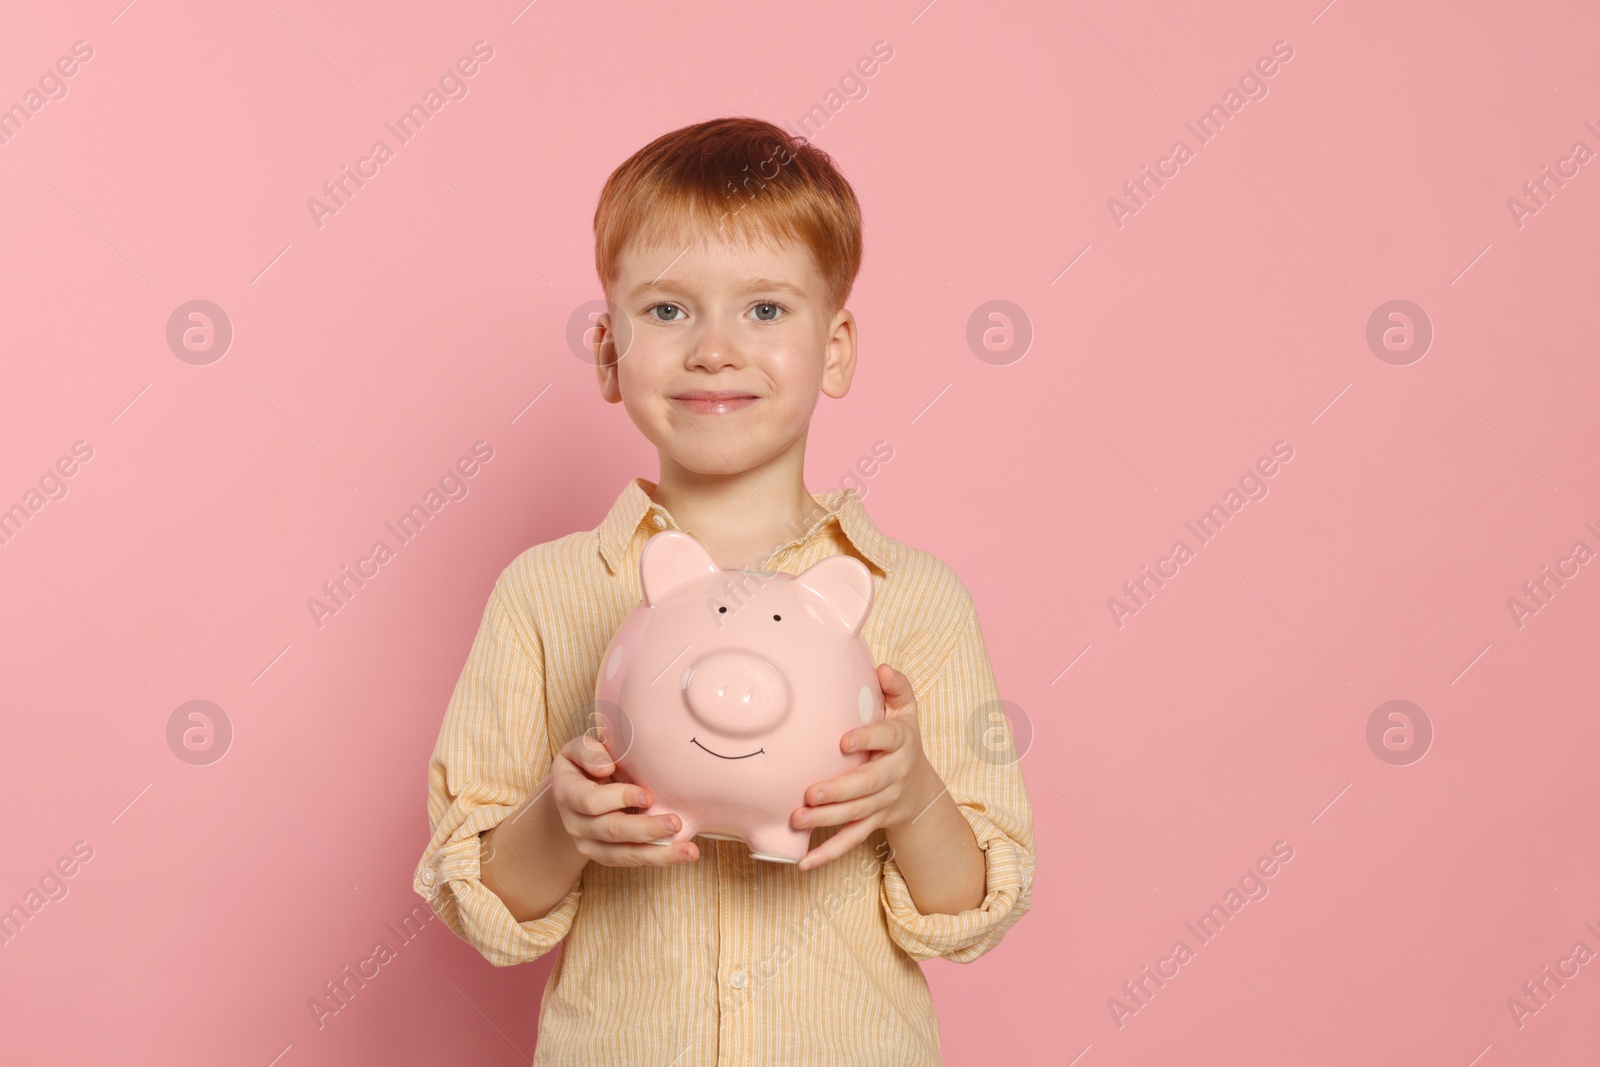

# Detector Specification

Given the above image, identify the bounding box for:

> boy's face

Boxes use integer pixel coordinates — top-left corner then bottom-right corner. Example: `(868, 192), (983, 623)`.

(594, 232), (857, 478)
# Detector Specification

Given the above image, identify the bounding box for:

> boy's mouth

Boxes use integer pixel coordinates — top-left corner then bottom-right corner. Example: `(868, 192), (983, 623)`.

(670, 391), (760, 415)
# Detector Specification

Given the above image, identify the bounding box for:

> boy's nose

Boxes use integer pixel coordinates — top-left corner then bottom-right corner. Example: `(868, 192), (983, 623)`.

(682, 650), (791, 736)
(685, 320), (741, 369)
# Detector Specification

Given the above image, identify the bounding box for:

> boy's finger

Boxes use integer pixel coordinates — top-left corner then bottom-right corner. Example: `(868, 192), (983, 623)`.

(802, 763), (884, 808)
(569, 780), (651, 817)
(566, 734), (617, 775)
(796, 791), (882, 831)
(797, 820), (874, 872)
(876, 663), (912, 699)
(596, 810), (685, 844)
(597, 840), (701, 866)
(843, 719), (901, 754)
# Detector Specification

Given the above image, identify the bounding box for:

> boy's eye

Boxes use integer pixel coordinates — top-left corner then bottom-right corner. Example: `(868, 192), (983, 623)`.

(643, 302), (786, 323)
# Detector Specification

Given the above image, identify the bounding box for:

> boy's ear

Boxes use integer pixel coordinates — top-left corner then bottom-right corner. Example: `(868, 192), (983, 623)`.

(819, 308), (858, 400)
(795, 553), (874, 635)
(592, 304), (635, 403)
(595, 357), (620, 402)
(640, 531), (721, 605)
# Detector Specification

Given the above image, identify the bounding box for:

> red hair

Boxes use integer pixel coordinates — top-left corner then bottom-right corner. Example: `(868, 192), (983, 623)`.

(593, 117), (863, 317)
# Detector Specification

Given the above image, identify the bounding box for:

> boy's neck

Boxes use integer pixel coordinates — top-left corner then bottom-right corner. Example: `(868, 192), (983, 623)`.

(647, 448), (830, 571)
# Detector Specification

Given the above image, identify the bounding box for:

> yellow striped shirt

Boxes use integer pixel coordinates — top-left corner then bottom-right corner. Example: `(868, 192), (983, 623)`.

(415, 476), (1036, 1065)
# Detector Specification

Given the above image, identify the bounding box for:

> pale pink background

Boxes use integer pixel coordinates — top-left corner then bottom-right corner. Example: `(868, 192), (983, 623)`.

(2, 0), (1597, 1064)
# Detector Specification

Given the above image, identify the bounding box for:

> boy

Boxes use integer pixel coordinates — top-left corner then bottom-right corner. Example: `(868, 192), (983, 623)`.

(415, 116), (1035, 1066)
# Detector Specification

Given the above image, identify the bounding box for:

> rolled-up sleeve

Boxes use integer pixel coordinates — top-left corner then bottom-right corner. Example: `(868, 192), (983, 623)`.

(414, 578), (583, 967)
(880, 599), (1037, 964)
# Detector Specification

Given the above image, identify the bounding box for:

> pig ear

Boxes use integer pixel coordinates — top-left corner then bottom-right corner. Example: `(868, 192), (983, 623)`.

(639, 530), (720, 606)
(795, 554), (874, 635)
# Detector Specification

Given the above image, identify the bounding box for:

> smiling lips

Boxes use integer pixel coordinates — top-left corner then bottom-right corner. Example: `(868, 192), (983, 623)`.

(691, 738), (765, 760)
(670, 391), (759, 415)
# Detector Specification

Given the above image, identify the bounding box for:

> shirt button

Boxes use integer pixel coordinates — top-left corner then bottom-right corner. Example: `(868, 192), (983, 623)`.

(730, 969), (747, 989)
(419, 868), (436, 887)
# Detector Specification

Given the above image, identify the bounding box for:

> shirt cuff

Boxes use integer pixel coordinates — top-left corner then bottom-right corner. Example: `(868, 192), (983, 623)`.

(879, 807), (1035, 964)
(414, 810), (583, 968)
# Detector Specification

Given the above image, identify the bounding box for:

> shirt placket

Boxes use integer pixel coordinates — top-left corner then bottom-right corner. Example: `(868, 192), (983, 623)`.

(641, 498), (841, 1062)
(716, 841), (753, 1064)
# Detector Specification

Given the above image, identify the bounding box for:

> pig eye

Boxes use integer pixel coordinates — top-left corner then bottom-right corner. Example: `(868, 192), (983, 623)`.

(718, 606), (728, 613)
(772, 614), (781, 621)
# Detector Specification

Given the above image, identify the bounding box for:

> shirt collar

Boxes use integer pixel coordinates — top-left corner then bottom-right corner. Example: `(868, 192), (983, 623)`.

(596, 476), (893, 578)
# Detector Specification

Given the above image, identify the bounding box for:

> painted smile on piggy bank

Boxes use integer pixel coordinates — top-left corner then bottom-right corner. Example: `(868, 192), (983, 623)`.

(690, 738), (766, 759)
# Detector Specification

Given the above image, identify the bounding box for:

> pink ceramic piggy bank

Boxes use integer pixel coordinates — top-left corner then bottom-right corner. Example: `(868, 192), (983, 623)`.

(593, 530), (885, 863)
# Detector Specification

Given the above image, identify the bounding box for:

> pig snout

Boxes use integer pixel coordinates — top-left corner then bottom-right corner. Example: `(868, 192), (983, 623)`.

(682, 651), (791, 736)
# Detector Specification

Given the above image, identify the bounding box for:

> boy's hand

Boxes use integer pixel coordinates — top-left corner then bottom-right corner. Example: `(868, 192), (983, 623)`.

(551, 734), (701, 867)
(791, 664), (943, 872)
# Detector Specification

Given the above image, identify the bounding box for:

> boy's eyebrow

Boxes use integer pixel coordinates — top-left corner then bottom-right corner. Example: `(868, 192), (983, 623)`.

(627, 277), (809, 301)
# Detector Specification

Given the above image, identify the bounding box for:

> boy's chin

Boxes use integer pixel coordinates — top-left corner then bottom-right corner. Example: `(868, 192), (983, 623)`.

(665, 455), (768, 477)
(658, 443), (789, 478)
